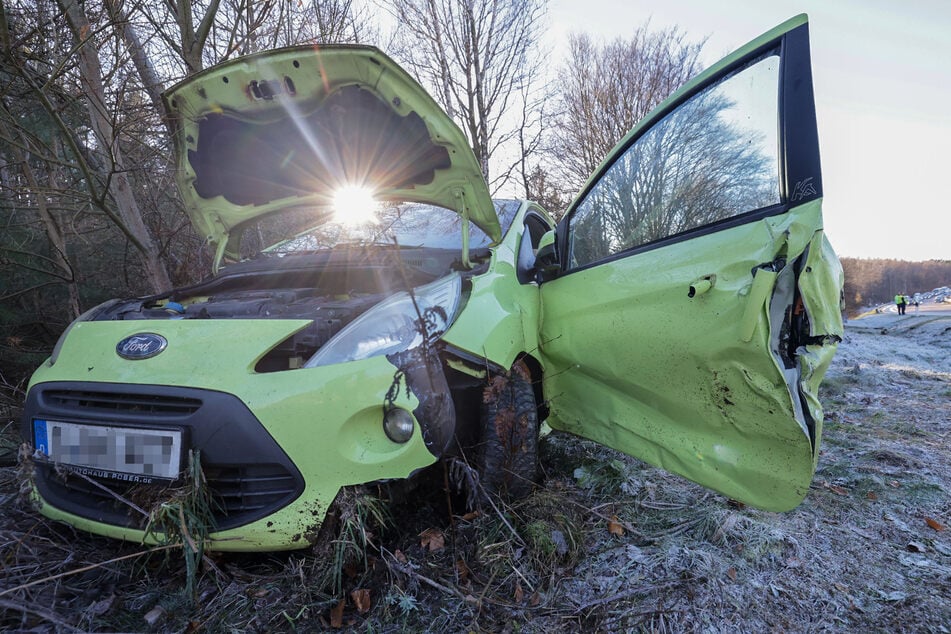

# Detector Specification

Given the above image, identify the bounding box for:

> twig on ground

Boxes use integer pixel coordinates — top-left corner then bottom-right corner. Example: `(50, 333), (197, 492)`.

(480, 487), (526, 549)
(572, 579), (681, 614)
(383, 549), (477, 605)
(0, 544), (176, 598)
(0, 597), (83, 632)
(569, 500), (646, 538)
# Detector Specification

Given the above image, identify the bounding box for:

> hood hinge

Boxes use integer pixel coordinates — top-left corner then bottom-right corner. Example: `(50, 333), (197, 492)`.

(456, 189), (472, 269)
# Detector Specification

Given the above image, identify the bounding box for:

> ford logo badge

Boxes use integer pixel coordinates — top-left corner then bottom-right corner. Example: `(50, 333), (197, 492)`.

(116, 333), (168, 360)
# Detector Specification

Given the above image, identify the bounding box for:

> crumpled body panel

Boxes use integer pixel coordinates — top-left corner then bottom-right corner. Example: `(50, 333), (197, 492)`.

(540, 200), (842, 511)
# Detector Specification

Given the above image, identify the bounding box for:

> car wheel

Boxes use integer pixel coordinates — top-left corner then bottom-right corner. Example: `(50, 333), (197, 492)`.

(478, 362), (538, 498)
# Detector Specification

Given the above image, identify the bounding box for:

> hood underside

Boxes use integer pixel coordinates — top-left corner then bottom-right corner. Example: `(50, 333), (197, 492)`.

(163, 45), (498, 255)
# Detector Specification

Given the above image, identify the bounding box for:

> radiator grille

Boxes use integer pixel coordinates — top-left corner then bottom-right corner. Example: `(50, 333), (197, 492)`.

(44, 390), (202, 416)
(37, 462), (299, 530)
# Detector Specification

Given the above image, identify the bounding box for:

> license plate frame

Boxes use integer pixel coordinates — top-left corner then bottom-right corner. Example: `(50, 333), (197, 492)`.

(32, 419), (184, 485)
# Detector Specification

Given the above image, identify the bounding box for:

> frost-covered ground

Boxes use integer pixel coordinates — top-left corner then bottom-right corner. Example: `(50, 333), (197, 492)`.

(1, 313), (949, 632)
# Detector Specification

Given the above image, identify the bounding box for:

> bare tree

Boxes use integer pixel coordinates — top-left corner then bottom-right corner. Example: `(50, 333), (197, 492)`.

(278, 0), (378, 46)
(382, 0), (548, 189)
(551, 26), (705, 193)
(120, 0), (370, 84)
(57, 0), (172, 292)
(0, 0), (118, 354)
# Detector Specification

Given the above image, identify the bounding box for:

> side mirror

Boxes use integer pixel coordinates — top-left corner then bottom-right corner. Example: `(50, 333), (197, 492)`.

(534, 230), (559, 282)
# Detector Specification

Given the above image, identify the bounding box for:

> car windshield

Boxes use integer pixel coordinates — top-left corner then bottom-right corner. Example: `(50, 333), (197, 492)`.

(263, 200), (520, 255)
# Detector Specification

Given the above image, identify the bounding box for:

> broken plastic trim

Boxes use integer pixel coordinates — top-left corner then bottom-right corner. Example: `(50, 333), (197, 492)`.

(441, 344), (506, 380)
(385, 343), (455, 457)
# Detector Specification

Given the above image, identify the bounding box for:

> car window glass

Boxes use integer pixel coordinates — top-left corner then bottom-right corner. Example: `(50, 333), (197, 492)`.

(245, 200), (520, 257)
(567, 52), (781, 269)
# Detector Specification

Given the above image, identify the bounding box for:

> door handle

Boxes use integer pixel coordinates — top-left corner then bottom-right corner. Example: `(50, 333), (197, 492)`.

(688, 274), (716, 297)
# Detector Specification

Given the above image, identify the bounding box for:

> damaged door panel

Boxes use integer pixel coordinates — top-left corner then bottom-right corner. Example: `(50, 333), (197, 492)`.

(539, 16), (841, 512)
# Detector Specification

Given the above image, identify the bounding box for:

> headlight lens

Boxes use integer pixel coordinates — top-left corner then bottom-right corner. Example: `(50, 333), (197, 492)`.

(304, 273), (463, 367)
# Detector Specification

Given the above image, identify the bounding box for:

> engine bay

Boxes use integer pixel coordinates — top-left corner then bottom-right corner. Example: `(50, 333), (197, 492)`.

(89, 246), (482, 372)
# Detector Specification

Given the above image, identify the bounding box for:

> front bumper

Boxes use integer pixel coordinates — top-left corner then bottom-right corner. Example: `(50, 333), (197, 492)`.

(22, 319), (437, 551)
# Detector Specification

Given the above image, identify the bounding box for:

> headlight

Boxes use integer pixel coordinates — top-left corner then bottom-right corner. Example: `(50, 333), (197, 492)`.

(304, 273), (463, 367)
(48, 299), (121, 366)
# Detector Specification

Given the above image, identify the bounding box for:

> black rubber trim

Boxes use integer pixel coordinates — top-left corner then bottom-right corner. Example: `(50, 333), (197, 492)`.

(780, 23), (822, 204)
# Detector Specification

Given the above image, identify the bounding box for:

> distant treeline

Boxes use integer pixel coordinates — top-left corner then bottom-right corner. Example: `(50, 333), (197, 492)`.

(841, 258), (951, 312)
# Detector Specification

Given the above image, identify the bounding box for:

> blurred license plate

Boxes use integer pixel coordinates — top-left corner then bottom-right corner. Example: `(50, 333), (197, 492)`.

(32, 419), (182, 483)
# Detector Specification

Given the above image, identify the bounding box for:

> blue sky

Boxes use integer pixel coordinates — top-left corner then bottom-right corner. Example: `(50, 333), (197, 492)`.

(547, 0), (950, 262)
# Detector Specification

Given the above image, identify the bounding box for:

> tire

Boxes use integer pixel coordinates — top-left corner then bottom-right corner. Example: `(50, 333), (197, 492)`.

(478, 363), (538, 498)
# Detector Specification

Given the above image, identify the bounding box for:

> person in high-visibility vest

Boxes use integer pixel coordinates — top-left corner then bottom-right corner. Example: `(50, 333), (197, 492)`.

(894, 293), (907, 315)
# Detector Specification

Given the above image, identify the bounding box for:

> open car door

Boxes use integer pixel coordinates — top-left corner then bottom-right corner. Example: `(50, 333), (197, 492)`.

(539, 15), (843, 512)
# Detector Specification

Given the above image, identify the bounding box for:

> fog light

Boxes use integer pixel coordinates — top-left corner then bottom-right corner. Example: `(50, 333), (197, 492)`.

(383, 408), (414, 443)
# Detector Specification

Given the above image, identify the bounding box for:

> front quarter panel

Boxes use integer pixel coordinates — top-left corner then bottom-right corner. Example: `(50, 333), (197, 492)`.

(441, 202), (542, 369)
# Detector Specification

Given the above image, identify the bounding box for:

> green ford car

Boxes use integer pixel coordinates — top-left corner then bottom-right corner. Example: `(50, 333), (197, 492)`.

(22, 15), (842, 551)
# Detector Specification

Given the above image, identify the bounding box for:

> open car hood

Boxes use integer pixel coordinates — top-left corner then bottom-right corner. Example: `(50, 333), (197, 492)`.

(163, 45), (498, 259)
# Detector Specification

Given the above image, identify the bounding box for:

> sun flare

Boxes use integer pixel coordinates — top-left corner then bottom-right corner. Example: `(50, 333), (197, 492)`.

(332, 185), (378, 225)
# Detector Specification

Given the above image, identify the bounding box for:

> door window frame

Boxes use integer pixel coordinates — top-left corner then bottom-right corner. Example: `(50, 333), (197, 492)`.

(552, 24), (821, 277)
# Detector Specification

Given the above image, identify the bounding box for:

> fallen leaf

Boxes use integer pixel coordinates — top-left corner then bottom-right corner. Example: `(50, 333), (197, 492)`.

(513, 581), (524, 603)
(925, 517), (946, 531)
(419, 528), (445, 552)
(866, 491), (878, 501)
(394, 549), (407, 563)
(143, 606), (165, 627)
(350, 589), (371, 614)
(329, 601), (345, 629)
(455, 558), (470, 583)
(849, 526), (876, 540)
(607, 515), (625, 537)
(726, 567), (737, 581)
(823, 481), (849, 496)
(551, 529), (569, 556)
(530, 591), (541, 607)
(88, 594), (116, 616)
(461, 511), (481, 521)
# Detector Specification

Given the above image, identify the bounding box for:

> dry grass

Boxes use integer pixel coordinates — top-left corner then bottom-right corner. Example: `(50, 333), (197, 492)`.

(2, 317), (950, 632)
